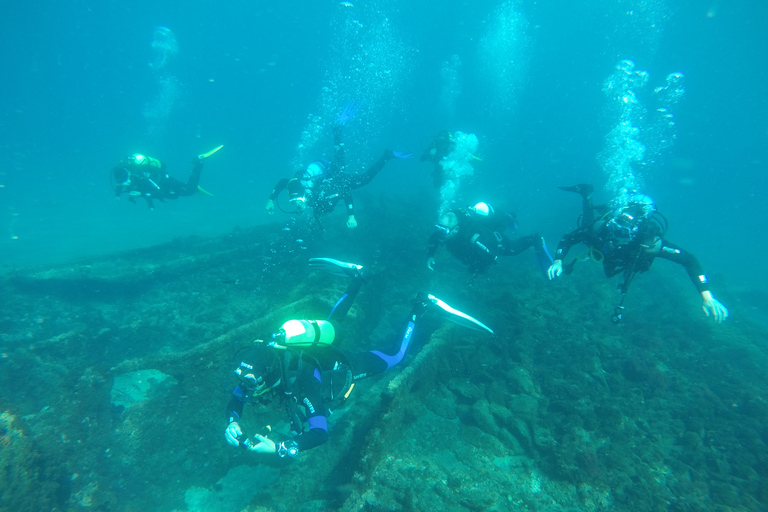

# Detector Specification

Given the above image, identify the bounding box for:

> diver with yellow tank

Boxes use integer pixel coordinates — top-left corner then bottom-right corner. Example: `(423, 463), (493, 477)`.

(111, 145), (222, 209)
(223, 257), (493, 460)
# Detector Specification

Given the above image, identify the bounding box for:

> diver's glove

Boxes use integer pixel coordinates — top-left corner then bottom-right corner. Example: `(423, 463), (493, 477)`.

(225, 422), (242, 447)
(427, 257), (436, 270)
(547, 259), (563, 280)
(265, 198), (275, 214)
(346, 215), (357, 229)
(701, 291), (729, 323)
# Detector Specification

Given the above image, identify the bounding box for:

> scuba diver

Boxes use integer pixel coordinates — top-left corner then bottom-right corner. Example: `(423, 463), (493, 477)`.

(265, 100), (412, 228)
(420, 130), (456, 188)
(224, 257), (492, 460)
(112, 145), (222, 209)
(427, 202), (554, 284)
(547, 184), (729, 323)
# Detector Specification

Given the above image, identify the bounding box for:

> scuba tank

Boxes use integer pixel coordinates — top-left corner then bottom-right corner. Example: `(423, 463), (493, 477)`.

(276, 320), (336, 346)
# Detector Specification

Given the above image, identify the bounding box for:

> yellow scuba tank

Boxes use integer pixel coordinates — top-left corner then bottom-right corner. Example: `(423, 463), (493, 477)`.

(279, 319), (335, 346)
(131, 154), (162, 169)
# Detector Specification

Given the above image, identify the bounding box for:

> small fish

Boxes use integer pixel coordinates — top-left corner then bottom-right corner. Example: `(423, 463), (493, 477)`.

(282, 227), (291, 231)
(339, 1), (354, 6)
(296, 239), (303, 243)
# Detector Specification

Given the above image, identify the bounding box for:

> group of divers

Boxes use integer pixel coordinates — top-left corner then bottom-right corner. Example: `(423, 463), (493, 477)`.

(111, 101), (729, 463)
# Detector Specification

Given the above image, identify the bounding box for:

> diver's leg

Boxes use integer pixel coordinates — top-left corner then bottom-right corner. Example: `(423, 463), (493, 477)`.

(180, 160), (203, 196)
(327, 275), (364, 323)
(350, 303), (421, 380)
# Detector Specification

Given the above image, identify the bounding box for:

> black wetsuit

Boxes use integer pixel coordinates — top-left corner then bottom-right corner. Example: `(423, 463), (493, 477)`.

(420, 131), (456, 188)
(555, 204), (710, 295)
(226, 277), (423, 455)
(268, 126), (392, 221)
(113, 158), (203, 209)
(428, 208), (541, 276)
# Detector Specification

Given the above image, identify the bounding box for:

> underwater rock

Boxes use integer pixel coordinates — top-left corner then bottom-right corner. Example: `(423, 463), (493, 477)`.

(109, 369), (177, 408)
(507, 393), (539, 422)
(423, 385), (458, 420)
(505, 366), (537, 396)
(447, 378), (484, 403)
(469, 398), (498, 435)
(184, 464), (279, 512)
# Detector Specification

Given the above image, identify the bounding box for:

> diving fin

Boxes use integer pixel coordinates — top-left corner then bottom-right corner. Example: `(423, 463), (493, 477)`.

(308, 258), (363, 278)
(426, 293), (494, 334)
(557, 183), (593, 198)
(198, 145), (224, 160)
(197, 185), (213, 196)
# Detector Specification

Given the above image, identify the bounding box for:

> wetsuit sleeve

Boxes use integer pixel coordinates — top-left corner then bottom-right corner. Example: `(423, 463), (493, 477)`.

(655, 239), (710, 293)
(554, 229), (588, 261)
(427, 229), (446, 258)
(292, 368), (329, 452)
(226, 386), (246, 424)
(269, 178), (292, 201)
(345, 194), (355, 218)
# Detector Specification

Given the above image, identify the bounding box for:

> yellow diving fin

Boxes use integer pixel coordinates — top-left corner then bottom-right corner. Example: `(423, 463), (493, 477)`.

(198, 144), (224, 160)
(197, 186), (214, 196)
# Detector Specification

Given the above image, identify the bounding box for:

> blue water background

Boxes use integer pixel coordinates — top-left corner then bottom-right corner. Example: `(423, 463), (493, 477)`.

(1, 0), (766, 297)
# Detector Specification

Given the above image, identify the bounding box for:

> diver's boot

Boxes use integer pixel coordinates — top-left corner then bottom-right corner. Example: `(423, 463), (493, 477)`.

(308, 258), (364, 279)
(558, 183), (593, 198)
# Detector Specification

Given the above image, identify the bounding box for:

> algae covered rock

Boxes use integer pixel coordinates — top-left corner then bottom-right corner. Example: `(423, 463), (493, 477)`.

(110, 369), (178, 408)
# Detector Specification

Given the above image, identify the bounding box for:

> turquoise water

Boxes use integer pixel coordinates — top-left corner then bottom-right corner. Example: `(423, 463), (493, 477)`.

(1, 1), (767, 511)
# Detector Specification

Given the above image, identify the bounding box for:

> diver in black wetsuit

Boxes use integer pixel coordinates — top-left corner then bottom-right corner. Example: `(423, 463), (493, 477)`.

(224, 258), (492, 460)
(111, 146), (221, 209)
(426, 202), (554, 282)
(420, 130), (456, 188)
(548, 184), (729, 323)
(265, 100), (411, 228)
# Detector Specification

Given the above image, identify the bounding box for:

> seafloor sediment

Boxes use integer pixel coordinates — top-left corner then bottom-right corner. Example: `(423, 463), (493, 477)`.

(1, 200), (767, 512)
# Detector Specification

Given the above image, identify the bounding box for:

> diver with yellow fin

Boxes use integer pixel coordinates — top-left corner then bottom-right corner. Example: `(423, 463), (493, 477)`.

(224, 257), (492, 460)
(111, 145), (222, 209)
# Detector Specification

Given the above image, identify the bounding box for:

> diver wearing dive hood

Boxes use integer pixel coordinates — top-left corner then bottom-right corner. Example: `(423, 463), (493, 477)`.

(111, 145), (222, 209)
(224, 257), (493, 460)
(427, 202), (554, 281)
(265, 100), (412, 228)
(547, 184), (729, 323)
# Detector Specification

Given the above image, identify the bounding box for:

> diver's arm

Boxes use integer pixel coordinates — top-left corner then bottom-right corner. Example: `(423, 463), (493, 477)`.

(549, 229), (587, 279)
(427, 229), (446, 258)
(226, 388), (246, 425)
(655, 240), (708, 292)
(554, 229), (587, 262)
(254, 375), (328, 457)
(269, 178), (291, 201)
(656, 240), (729, 322)
(224, 388), (246, 447)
